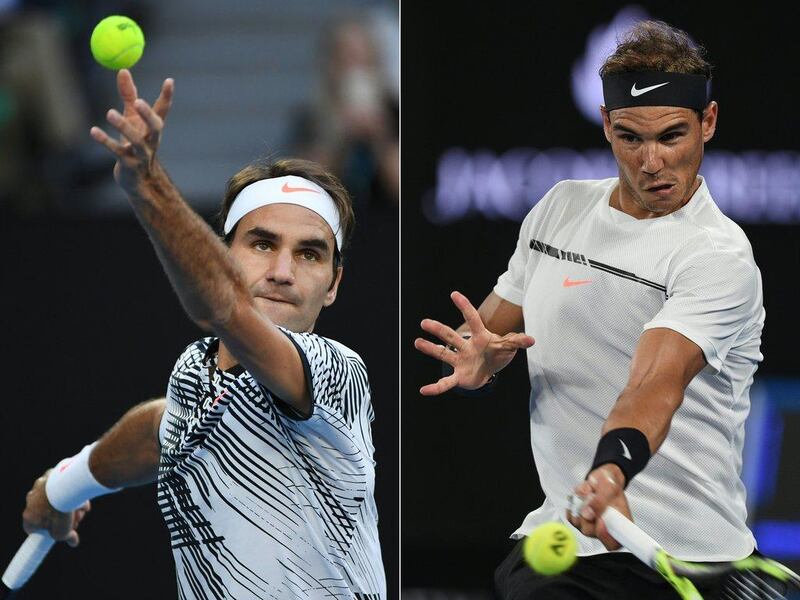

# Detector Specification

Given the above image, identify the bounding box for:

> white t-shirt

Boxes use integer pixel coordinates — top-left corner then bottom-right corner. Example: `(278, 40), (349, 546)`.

(158, 331), (385, 599)
(494, 177), (764, 560)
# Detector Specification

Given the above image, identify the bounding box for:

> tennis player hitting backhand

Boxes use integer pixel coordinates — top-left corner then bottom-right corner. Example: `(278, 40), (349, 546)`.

(20, 69), (386, 599)
(416, 21), (764, 599)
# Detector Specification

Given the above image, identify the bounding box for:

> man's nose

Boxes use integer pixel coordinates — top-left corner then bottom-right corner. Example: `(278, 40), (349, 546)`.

(267, 249), (295, 284)
(640, 142), (665, 174)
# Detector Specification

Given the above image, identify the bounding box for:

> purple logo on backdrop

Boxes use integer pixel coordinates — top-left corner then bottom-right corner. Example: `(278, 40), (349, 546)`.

(424, 148), (800, 224)
(571, 6), (650, 126)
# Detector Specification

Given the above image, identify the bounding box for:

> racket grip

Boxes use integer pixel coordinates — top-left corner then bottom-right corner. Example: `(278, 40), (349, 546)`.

(1, 532), (55, 590)
(602, 507), (662, 568)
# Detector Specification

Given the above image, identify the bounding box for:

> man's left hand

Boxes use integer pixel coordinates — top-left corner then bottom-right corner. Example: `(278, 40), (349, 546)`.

(90, 69), (174, 195)
(566, 463), (630, 550)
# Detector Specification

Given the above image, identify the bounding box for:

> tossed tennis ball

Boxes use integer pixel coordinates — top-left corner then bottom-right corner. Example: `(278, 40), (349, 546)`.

(90, 16), (145, 70)
(523, 522), (577, 575)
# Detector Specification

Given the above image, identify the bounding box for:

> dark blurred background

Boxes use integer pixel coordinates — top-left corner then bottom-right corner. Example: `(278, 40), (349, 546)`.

(402, 1), (800, 598)
(0, 0), (397, 598)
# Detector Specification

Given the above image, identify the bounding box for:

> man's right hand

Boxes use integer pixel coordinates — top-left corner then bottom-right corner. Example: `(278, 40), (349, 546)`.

(22, 470), (91, 547)
(414, 291), (535, 395)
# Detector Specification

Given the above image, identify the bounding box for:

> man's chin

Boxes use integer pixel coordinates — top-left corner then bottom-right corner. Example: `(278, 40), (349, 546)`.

(254, 297), (296, 329)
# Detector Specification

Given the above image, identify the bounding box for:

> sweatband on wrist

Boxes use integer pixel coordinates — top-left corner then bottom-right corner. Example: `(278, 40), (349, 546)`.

(45, 442), (121, 512)
(602, 71), (710, 112)
(589, 428), (651, 488)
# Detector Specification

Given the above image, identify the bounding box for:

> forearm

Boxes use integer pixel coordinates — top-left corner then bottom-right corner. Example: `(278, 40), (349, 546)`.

(602, 379), (683, 454)
(89, 398), (166, 488)
(126, 161), (251, 327)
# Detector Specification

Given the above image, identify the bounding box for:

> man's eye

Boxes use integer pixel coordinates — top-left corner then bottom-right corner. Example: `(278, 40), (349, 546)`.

(661, 132), (681, 141)
(254, 241), (272, 251)
(621, 134), (639, 142)
(301, 250), (319, 261)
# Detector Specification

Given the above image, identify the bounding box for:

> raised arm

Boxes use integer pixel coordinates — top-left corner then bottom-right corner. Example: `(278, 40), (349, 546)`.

(567, 327), (706, 549)
(89, 70), (310, 414)
(22, 398), (166, 546)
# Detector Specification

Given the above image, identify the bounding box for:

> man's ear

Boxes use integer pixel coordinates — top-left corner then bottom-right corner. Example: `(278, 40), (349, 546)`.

(701, 101), (718, 143)
(324, 266), (343, 307)
(601, 106), (613, 143)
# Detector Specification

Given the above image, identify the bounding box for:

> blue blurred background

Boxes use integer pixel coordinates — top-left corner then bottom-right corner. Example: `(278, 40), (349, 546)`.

(0, 0), (398, 598)
(402, 2), (800, 598)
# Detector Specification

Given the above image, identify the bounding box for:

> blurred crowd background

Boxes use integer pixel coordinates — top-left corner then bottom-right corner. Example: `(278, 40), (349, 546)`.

(0, 1), (398, 598)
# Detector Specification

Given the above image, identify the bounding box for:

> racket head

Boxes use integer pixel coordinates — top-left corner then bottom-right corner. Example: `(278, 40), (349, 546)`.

(663, 554), (800, 600)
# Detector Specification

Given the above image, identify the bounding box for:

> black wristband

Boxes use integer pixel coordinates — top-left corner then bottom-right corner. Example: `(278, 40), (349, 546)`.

(442, 335), (498, 397)
(589, 428), (650, 488)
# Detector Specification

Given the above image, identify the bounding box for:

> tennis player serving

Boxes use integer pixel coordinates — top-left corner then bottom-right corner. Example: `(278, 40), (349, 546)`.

(416, 20), (765, 599)
(20, 69), (386, 599)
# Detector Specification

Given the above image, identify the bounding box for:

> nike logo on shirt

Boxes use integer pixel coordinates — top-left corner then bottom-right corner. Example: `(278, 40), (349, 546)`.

(563, 277), (592, 288)
(630, 82), (670, 97)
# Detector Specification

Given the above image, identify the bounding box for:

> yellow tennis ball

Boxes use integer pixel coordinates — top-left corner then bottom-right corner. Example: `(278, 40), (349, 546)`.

(90, 16), (145, 70)
(523, 522), (577, 576)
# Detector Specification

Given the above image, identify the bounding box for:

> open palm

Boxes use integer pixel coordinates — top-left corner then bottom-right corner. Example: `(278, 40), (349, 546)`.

(414, 291), (534, 395)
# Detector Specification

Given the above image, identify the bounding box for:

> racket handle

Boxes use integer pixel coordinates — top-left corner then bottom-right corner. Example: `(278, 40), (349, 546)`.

(1, 532), (55, 590)
(602, 506), (662, 568)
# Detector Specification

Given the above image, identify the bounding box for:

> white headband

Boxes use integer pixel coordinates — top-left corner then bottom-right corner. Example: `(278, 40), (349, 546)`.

(224, 175), (343, 250)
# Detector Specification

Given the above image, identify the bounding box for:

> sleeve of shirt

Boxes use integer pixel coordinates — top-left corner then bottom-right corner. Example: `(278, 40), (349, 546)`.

(643, 248), (761, 374)
(271, 328), (371, 426)
(493, 183), (558, 305)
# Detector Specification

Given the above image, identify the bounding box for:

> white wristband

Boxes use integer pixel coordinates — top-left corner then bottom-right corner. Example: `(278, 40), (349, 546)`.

(45, 443), (121, 512)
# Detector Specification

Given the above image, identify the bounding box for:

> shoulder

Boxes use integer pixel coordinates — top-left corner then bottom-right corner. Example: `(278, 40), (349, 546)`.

(171, 337), (215, 374)
(281, 329), (368, 374)
(521, 178), (615, 227)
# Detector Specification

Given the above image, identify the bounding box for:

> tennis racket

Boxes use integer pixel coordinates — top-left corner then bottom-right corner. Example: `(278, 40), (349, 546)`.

(0, 532), (55, 599)
(567, 495), (800, 600)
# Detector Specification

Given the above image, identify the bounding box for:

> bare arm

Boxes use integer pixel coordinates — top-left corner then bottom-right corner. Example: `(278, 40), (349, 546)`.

(603, 327), (706, 451)
(89, 398), (166, 488)
(568, 327), (706, 549)
(90, 70), (310, 414)
(22, 398), (166, 546)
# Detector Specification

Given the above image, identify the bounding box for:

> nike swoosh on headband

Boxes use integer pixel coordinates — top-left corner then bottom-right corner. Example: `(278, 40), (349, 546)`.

(630, 81), (670, 97)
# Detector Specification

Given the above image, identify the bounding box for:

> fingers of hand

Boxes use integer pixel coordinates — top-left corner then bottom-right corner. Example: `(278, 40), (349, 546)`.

(134, 98), (163, 136)
(414, 338), (457, 365)
(450, 291), (484, 333)
(90, 126), (126, 156)
(510, 333), (536, 348)
(106, 109), (145, 147)
(420, 319), (463, 349)
(419, 374), (457, 396)
(117, 69), (138, 106)
(596, 518), (621, 551)
(65, 530), (79, 548)
(153, 78), (175, 121)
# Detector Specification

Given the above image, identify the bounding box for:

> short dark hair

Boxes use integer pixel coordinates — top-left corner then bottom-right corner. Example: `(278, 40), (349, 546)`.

(600, 20), (713, 79)
(217, 158), (355, 274)
(599, 21), (713, 120)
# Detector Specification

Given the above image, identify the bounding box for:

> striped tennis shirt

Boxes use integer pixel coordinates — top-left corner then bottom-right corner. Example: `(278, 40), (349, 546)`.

(157, 330), (385, 599)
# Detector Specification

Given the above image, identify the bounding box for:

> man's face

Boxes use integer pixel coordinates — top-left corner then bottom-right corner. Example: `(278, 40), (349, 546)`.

(228, 203), (342, 333)
(602, 102), (718, 218)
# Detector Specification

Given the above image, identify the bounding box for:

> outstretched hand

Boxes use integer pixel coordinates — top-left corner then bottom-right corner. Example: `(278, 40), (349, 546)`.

(90, 69), (174, 194)
(414, 291), (534, 395)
